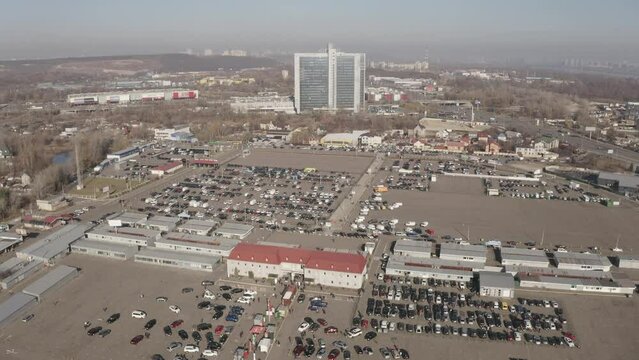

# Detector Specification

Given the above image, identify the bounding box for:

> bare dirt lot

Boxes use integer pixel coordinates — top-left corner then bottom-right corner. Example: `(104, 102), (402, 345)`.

(366, 175), (639, 253)
(231, 149), (373, 174)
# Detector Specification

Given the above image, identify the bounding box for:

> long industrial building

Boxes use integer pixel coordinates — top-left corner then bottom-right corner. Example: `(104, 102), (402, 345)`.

(392, 239), (432, 258)
(22, 265), (79, 302)
(439, 243), (487, 263)
(0, 293), (37, 328)
(384, 255), (484, 282)
(17, 223), (91, 265)
(70, 240), (137, 260)
(227, 243), (368, 289)
(553, 251), (612, 271)
(134, 248), (220, 272)
(155, 232), (238, 257)
(85, 225), (161, 247)
(499, 247), (550, 268)
(67, 89), (198, 106)
(0, 258), (44, 290)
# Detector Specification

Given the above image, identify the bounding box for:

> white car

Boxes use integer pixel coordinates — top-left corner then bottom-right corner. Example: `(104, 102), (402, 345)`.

(514, 332), (522, 342)
(346, 327), (362, 338)
(202, 349), (219, 357)
(184, 344), (200, 353)
(203, 290), (216, 300)
(131, 310), (147, 319)
(564, 337), (575, 348)
(420, 221), (429, 228)
(244, 289), (257, 296)
(237, 297), (251, 304)
(169, 305), (181, 314)
(298, 322), (310, 332)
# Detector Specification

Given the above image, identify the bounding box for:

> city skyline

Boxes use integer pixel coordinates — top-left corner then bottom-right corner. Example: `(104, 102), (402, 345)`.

(1, 0), (639, 63)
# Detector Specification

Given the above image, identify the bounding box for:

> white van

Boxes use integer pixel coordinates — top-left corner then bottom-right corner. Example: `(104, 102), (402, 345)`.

(131, 310), (147, 319)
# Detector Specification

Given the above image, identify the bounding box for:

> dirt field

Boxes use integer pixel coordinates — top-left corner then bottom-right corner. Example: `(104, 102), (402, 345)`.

(364, 175), (639, 254)
(231, 149), (373, 174)
(70, 176), (146, 199)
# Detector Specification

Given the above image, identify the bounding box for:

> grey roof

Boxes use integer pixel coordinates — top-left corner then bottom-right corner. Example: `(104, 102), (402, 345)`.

(0, 232), (23, 241)
(440, 243), (487, 261)
(522, 274), (635, 290)
(499, 247), (549, 265)
(71, 239), (138, 256)
(386, 258), (474, 279)
(107, 211), (147, 225)
(0, 293), (37, 326)
(87, 224), (161, 243)
(177, 219), (218, 233)
(140, 215), (179, 230)
(503, 265), (612, 279)
(394, 239), (432, 255)
(160, 232), (239, 250)
(553, 251), (612, 267)
(0, 235), (22, 253)
(0, 257), (27, 274)
(215, 222), (254, 235)
(135, 248), (221, 265)
(387, 254), (485, 271)
(18, 224), (90, 261)
(22, 265), (78, 298)
(598, 172), (639, 189)
(617, 255), (639, 262)
(479, 271), (515, 289)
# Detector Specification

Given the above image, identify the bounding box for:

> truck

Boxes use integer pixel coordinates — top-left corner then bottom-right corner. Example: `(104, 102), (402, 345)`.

(281, 285), (297, 306)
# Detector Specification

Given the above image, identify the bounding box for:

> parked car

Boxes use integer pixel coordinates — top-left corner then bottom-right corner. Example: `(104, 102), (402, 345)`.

(106, 313), (120, 324)
(130, 335), (144, 345)
(131, 310), (147, 319)
(169, 305), (181, 313)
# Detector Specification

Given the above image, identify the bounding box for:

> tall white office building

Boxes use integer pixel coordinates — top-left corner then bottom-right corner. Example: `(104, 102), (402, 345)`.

(294, 44), (365, 113)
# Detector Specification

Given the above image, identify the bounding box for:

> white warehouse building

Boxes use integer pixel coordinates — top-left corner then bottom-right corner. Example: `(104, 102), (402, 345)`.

(553, 251), (612, 271)
(393, 239), (432, 258)
(499, 247), (549, 268)
(439, 243), (487, 263)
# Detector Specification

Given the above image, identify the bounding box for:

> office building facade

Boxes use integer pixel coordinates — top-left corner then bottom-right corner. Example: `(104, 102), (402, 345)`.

(295, 44), (365, 113)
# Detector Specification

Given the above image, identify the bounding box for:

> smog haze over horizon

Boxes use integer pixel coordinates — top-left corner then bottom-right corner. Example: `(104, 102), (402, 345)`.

(2, 0), (639, 64)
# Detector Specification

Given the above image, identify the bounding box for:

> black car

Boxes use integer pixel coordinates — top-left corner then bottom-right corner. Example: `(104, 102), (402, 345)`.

(99, 329), (111, 338)
(212, 311), (223, 320)
(231, 288), (244, 294)
(219, 334), (228, 345)
(197, 323), (212, 331)
(364, 331), (377, 341)
(219, 285), (232, 291)
(344, 350), (352, 360)
(202, 280), (215, 286)
(354, 345), (363, 355)
(197, 301), (212, 309)
(297, 294), (306, 303)
(178, 329), (189, 340)
(400, 349), (410, 359)
(214, 305), (227, 312)
(151, 354), (165, 360)
(106, 313), (120, 324)
(144, 319), (157, 330)
(221, 293), (232, 301)
(192, 331), (202, 342)
(163, 325), (172, 336)
(87, 326), (103, 336)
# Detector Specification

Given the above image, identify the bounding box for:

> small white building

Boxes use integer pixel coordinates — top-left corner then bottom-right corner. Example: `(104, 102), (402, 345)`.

(36, 195), (69, 212)
(439, 243), (487, 263)
(154, 125), (191, 141)
(479, 271), (515, 298)
(553, 251), (612, 271)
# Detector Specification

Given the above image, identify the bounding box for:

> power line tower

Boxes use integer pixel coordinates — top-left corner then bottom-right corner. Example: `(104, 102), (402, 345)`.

(75, 139), (84, 190)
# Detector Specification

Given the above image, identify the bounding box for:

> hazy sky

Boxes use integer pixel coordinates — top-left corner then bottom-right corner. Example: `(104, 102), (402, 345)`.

(2, 0), (639, 63)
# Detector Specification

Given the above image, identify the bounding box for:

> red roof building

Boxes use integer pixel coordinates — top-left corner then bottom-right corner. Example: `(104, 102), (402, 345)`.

(227, 243), (368, 289)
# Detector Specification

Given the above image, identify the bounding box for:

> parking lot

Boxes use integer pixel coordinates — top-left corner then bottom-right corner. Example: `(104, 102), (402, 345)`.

(0, 255), (275, 360)
(231, 149), (374, 174)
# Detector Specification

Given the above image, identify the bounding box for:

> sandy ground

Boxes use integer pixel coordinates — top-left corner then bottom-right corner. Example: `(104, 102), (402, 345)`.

(366, 176), (639, 254)
(231, 149), (373, 174)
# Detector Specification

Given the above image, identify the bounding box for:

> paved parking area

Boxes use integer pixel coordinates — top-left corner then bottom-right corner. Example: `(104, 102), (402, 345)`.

(231, 149), (374, 174)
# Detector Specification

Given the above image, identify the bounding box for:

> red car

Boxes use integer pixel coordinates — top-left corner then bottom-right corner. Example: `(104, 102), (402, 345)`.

(562, 332), (576, 341)
(214, 325), (225, 336)
(324, 326), (338, 334)
(426, 228), (435, 235)
(170, 320), (184, 328)
(360, 319), (369, 329)
(328, 349), (340, 360)
(130, 335), (144, 345)
(317, 318), (328, 327)
(293, 345), (305, 358)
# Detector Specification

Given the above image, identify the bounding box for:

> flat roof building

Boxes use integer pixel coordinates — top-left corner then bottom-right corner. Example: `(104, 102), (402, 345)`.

(17, 224), (90, 264)
(106, 146), (140, 162)
(393, 239), (432, 258)
(439, 243), (487, 263)
(597, 172), (639, 194)
(70, 240), (137, 260)
(503, 265), (613, 279)
(479, 271), (515, 298)
(215, 222), (254, 240)
(0, 232), (24, 254)
(518, 273), (635, 296)
(177, 219), (218, 236)
(617, 255), (639, 269)
(106, 211), (148, 227)
(22, 265), (78, 302)
(0, 258), (44, 290)
(155, 232), (239, 257)
(385, 255), (475, 282)
(0, 293), (37, 328)
(553, 251), (612, 271)
(85, 225), (161, 247)
(139, 215), (180, 232)
(499, 247), (549, 268)
(134, 248), (221, 272)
